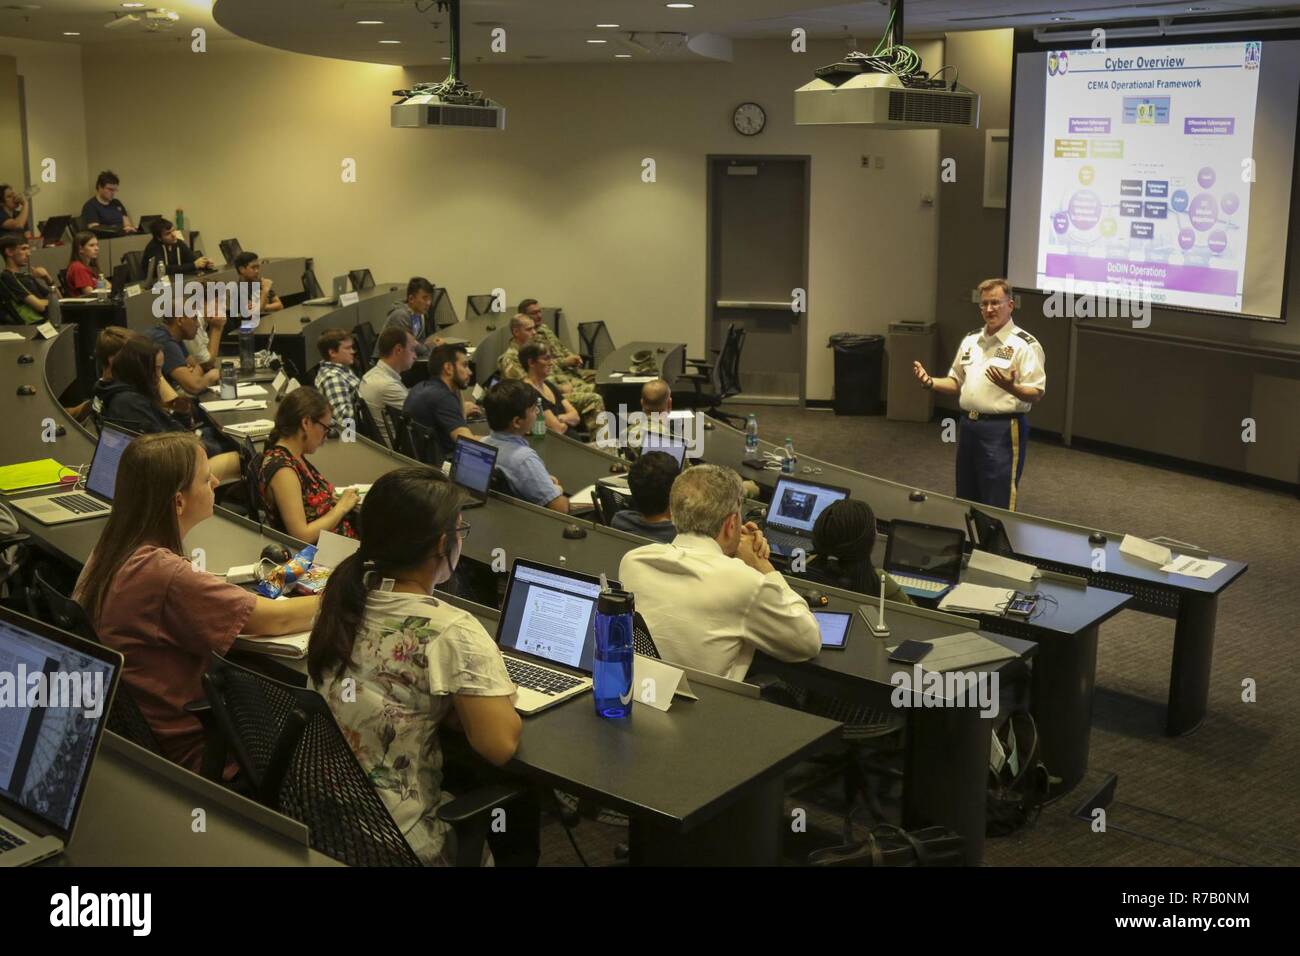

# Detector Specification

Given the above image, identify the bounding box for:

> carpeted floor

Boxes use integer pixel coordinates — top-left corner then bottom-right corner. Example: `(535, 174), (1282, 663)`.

(533, 404), (1300, 866)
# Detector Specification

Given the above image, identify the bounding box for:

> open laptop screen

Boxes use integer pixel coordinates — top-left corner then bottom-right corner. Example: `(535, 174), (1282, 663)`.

(496, 561), (608, 674)
(0, 613), (118, 837)
(639, 436), (686, 468)
(451, 437), (497, 498)
(768, 477), (849, 534)
(885, 520), (965, 580)
(85, 424), (133, 502)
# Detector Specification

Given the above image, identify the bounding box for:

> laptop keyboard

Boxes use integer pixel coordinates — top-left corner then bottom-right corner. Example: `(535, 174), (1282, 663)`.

(765, 529), (808, 555)
(505, 657), (583, 697)
(53, 494), (108, 515)
(0, 826), (28, 851)
(893, 574), (949, 592)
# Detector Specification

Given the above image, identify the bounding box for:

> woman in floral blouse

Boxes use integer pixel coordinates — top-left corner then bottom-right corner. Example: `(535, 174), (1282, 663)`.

(307, 465), (522, 865)
(259, 387), (359, 543)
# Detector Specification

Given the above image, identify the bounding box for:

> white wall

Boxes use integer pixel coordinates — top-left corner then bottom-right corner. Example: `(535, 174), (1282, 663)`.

(0, 37), (88, 224)
(82, 38), (942, 400)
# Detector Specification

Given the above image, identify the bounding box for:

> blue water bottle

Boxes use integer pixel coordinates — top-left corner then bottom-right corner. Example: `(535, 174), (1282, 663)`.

(745, 413), (759, 455)
(593, 585), (635, 719)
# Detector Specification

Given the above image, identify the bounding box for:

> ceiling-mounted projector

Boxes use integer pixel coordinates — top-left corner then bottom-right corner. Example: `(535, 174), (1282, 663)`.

(391, 0), (505, 131)
(795, 68), (979, 130)
(795, 0), (979, 130)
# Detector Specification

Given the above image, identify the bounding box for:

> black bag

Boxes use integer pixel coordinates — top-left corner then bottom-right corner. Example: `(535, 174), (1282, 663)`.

(986, 710), (1052, 836)
(808, 823), (964, 867)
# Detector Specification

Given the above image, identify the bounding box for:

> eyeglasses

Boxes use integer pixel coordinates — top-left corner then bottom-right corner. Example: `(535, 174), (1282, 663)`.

(312, 418), (332, 432)
(455, 522), (471, 538)
(980, 300), (1008, 310)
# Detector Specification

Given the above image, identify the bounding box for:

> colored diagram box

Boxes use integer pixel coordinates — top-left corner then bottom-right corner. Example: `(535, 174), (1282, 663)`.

(1144, 202), (1168, 219)
(1054, 138), (1089, 158)
(1145, 181), (1169, 198)
(1119, 200), (1144, 217)
(1120, 179), (1144, 196)
(1069, 117), (1112, 134)
(1089, 139), (1124, 159)
(1184, 117), (1235, 134)
(1130, 222), (1155, 239)
(1122, 96), (1171, 124)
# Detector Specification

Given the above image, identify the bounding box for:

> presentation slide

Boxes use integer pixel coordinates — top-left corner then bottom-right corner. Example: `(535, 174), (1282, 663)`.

(1007, 39), (1300, 321)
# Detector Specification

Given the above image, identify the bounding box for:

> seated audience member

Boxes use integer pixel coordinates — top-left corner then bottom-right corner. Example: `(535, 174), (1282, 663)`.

(1, 184), (31, 240)
(308, 466), (522, 865)
(518, 342), (580, 436)
(0, 236), (57, 323)
(480, 380), (568, 513)
(74, 432), (319, 775)
(801, 499), (914, 604)
(63, 231), (101, 295)
(151, 308), (219, 395)
(359, 327), (417, 445)
(258, 387), (359, 542)
(234, 251), (283, 313)
(183, 287), (226, 371)
(80, 170), (137, 234)
(92, 336), (241, 482)
(618, 464), (820, 680)
(381, 277), (443, 360)
(405, 342), (474, 465)
(314, 328), (361, 431)
(610, 451), (678, 543)
(501, 302), (605, 431)
(626, 378), (674, 457)
(71, 325), (140, 422)
(141, 218), (213, 279)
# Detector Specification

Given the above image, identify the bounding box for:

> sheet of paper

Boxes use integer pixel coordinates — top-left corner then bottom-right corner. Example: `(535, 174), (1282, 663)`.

(937, 582), (1015, 615)
(315, 529), (360, 570)
(0, 331), (25, 341)
(200, 399), (267, 412)
(236, 384), (267, 397)
(1159, 555), (1227, 579)
(569, 483), (596, 507)
(622, 376), (657, 384)
(632, 655), (687, 711)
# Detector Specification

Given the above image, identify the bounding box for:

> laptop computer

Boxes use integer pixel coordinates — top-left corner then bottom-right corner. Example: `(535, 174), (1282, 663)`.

(884, 519), (966, 600)
(348, 269), (375, 293)
(10, 423), (132, 526)
(495, 559), (605, 715)
(763, 475), (851, 558)
(38, 215), (73, 246)
(136, 214), (163, 234)
(639, 435), (687, 468)
(0, 607), (122, 866)
(302, 275), (350, 307)
(449, 436), (497, 508)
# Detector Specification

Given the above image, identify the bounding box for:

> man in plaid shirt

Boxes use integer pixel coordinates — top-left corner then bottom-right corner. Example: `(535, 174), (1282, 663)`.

(314, 328), (361, 435)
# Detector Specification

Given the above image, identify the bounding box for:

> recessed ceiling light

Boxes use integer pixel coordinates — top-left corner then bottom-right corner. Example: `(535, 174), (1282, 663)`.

(666, 3), (695, 8)
(586, 39), (607, 44)
(615, 53), (632, 58)
(379, 40), (401, 44)
(597, 24), (619, 29)
(356, 20), (384, 25)
(121, 2), (145, 8)
(63, 31), (80, 36)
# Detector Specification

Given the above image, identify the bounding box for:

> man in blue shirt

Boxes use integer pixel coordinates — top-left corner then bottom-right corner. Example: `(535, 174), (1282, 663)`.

(480, 379), (569, 513)
(610, 451), (678, 543)
(80, 171), (137, 235)
(150, 310), (218, 395)
(405, 343), (475, 465)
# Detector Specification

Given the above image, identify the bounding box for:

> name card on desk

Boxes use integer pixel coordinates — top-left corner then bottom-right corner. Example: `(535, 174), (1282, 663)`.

(124, 283), (142, 298)
(338, 291), (359, 307)
(1119, 534), (1173, 566)
(35, 321), (57, 340)
(966, 549), (1039, 583)
(632, 655), (695, 712)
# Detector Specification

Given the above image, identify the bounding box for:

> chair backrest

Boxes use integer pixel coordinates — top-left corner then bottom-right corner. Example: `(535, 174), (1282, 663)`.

(31, 568), (164, 755)
(382, 404), (419, 460)
(577, 321), (615, 368)
(470, 326), (511, 386)
(352, 395), (385, 446)
(202, 653), (421, 866)
(121, 249), (145, 282)
(716, 324), (746, 398)
(633, 611), (661, 660)
(594, 483), (632, 525)
(351, 324), (376, 375)
(489, 467), (514, 496)
(219, 238), (243, 266)
(242, 444), (265, 524)
(405, 415), (439, 465)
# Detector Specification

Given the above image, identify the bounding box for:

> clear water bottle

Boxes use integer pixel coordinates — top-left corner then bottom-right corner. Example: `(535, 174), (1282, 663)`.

(745, 413), (759, 454)
(156, 257), (170, 292)
(782, 436), (796, 475)
(95, 272), (108, 301)
(219, 361), (237, 400)
(593, 587), (635, 719)
(531, 397), (547, 437)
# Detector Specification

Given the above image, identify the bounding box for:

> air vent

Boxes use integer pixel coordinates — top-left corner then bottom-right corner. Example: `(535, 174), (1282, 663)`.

(888, 90), (974, 126)
(429, 104), (500, 128)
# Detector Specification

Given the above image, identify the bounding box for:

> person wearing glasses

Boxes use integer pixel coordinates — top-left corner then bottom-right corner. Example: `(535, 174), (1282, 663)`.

(307, 466), (529, 866)
(80, 170), (138, 235)
(911, 277), (1046, 511)
(518, 342), (580, 436)
(258, 387), (359, 542)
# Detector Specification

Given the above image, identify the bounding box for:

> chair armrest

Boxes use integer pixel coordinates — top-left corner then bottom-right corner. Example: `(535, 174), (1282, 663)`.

(184, 699), (229, 783)
(436, 783), (523, 826)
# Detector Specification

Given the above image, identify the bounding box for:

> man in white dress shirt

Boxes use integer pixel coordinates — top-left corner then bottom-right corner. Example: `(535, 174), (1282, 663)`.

(618, 464), (821, 681)
(358, 327), (417, 445)
(912, 277), (1046, 511)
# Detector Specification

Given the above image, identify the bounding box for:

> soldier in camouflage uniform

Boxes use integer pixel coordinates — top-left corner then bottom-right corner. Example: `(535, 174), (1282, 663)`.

(499, 302), (605, 432)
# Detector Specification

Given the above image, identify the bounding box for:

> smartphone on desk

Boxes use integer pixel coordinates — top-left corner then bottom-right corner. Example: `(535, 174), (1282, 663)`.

(888, 640), (933, 665)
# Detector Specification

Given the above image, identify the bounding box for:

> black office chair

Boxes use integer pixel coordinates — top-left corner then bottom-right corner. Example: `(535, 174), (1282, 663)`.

(351, 324), (376, 375)
(200, 652), (521, 867)
(382, 404), (419, 460)
(352, 398), (385, 446)
(489, 467), (514, 496)
(30, 569), (164, 755)
(219, 239), (243, 267)
(56, 268), (69, 294)
(240, 444), (266, 525)
(576, 321), (615, 368)
(681, 323), (747, 427)
(593, 483), (633, 527)
(121, 249), (146, 282)
(632, 611), (660, 659)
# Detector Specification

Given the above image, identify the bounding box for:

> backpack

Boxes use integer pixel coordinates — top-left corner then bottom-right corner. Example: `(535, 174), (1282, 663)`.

(987, 710), (1053, 836)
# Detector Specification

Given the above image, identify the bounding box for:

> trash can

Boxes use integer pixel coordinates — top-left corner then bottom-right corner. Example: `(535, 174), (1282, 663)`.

(828, 333), (885, 415)
(886, 321), (937, 422)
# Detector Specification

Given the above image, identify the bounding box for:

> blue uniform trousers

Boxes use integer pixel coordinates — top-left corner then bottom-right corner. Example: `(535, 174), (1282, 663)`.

(955, 412), (1028, 511)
